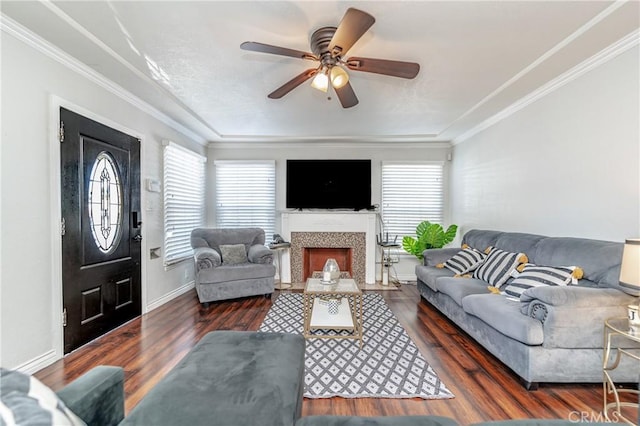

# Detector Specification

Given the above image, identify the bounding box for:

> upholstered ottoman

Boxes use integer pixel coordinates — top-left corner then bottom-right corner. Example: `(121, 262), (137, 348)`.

(122, 331), (305, 426)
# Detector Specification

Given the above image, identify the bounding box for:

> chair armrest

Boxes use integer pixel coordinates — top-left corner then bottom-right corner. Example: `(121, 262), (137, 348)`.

(56, 366), (124, 426)
(194, 247), (221, 269)
(248, 244), (274, 264)
(422, 248), (461, 266)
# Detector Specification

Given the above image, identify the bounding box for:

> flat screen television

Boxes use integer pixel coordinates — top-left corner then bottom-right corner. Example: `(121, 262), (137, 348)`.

(286, 159), (371, 210)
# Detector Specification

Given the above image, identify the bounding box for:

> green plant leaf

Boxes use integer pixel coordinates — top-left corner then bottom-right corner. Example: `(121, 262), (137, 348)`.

(443, 225), (458, 246)
(402, 236), (422, 258)
(420, 223), (444, 249)
(403, 221), (458, 259)
(415, 220), (432, 239)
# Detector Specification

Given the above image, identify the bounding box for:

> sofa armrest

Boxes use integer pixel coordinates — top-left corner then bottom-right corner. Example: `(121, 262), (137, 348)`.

(56, 366), (124, 426)
(422, 248), (461, 266)
(520, 286), (635, 309)
(248, 244), (274, 264)
(194, 247), (221, 270)
(520, 286), (636, 348)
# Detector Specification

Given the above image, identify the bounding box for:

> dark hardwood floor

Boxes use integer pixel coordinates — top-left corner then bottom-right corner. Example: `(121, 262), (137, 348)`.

(35, 284), (617, 424)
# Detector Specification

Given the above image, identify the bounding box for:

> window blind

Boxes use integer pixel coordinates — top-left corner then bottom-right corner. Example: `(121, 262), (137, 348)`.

(381, 162), (445, 241)
(214, 161), (276, 241)
(163, 142), (206, 266)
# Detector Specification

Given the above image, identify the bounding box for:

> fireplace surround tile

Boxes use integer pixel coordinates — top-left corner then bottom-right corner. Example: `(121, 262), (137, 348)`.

(290, 232), (366, 284)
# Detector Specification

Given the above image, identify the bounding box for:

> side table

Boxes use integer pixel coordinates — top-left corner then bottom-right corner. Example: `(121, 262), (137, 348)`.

(378, 243), (400, 286)
(602, 317), (640, 425)
(269, 243), (291, 290)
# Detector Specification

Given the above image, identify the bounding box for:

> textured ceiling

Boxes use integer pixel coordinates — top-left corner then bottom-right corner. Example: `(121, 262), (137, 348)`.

(2, 1), (639, 144)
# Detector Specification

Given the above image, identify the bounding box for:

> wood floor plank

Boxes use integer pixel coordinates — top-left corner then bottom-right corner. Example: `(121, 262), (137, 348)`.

(34, 284), (606, 424)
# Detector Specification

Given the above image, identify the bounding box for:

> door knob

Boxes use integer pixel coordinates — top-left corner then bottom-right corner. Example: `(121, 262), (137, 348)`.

(132, 234), (142, 242)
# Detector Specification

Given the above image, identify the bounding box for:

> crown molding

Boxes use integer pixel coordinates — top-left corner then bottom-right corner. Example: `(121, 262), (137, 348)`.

(36, 1), (221, 140)
(444, 0), (629, 139)
(453, 29), (639, 145)
(0, 14), (208, 145)
(207, 140), (452, 150)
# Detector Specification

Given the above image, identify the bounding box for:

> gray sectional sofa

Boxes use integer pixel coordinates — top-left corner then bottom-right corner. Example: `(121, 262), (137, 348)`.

(416, 229), (640, 388)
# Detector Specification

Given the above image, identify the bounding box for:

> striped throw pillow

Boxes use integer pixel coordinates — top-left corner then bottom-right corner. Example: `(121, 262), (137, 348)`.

(443, 247), (487, 275)
(0, 368), (86, 426)
(473, 248), (527, 288)
(504, 264), (580, 299)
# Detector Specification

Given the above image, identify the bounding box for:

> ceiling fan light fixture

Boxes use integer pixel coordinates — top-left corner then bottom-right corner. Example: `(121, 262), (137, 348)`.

(310, 70), (329, 92)
(330, 66), (349, 89)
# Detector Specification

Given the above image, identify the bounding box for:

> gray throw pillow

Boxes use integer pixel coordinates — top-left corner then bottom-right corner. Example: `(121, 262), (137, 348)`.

(219, 244), (248, 265)
(0, 368), (86, 425)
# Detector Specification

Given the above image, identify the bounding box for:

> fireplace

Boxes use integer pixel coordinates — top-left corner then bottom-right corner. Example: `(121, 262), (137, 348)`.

(290, 232), (366, 284)
(303, 247), (353, 280)
(280, 212), (377, 284)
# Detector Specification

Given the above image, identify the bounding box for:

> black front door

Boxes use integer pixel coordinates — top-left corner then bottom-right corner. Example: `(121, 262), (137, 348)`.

(60, 107), (141, 354)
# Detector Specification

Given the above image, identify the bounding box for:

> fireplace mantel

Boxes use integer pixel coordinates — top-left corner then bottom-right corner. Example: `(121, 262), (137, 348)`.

(280, 212), (377, 284)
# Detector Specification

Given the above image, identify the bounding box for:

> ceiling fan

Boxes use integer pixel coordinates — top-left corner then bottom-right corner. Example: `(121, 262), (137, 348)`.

(240, 8), (420, 108)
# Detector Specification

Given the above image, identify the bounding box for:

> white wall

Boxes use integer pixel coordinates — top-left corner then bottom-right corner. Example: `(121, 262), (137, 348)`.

(207, 143), (452, 281)
(1, 30), (205, 369)
(450, 47), (640, 242)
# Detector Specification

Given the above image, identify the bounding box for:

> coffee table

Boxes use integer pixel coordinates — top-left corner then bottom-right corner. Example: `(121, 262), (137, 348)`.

(303, 278), (363, 348)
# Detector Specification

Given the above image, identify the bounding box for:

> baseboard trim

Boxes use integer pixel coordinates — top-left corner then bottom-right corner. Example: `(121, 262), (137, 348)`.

(15, 350), (58, 375)
(393, 273), (417, 282)
(146, 281), (195, 313)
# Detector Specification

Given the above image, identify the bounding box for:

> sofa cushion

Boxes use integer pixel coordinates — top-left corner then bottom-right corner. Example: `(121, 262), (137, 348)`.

(0, 368), (86, 426)
(461, 294), (544, 345)
(436, 277), (488, 306)
(503, 264), (577, 300)
(473, 248), (527, 288)
(199, 263), (276, 284)
(531, 237), (634, 294)
(416, 267), (455, 292)
(493, 232), (546, 256)
(220, 243), (248, 265)
(443, 247), (487, 275)
(462, 230), (503, 252)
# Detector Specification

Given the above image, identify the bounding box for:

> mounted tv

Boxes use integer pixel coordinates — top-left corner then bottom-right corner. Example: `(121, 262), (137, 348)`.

(286, 159), (371, 210)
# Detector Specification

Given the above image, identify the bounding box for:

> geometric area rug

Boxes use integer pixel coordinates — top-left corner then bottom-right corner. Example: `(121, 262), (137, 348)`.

(259, 293), (454, 400)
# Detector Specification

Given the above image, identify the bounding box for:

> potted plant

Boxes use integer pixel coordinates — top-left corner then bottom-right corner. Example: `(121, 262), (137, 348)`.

(402, 221), (458, 260)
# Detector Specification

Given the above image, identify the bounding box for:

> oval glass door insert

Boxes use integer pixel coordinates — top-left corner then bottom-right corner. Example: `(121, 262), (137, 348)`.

(88, 151), (123, 253)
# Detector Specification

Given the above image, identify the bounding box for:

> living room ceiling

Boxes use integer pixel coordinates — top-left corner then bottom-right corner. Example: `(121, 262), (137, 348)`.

(2, 1), (638, 144)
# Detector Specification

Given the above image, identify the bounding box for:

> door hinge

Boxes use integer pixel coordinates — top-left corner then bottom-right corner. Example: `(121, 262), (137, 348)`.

(59, 121), (65, 142)
(62, 308), (67, 327)
(61, 217), (66, 236)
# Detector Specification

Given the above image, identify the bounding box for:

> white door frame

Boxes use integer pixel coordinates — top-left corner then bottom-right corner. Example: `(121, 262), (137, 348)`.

(48, 96), (148, 363)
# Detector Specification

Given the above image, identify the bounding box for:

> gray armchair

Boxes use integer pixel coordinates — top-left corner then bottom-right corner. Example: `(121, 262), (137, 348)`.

(191, 228), (275, 305)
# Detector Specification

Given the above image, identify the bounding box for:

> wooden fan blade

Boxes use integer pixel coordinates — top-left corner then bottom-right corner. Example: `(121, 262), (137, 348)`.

(268, 68), (318, 99)
(241, 41), (317, 61)
(334, 81), (359, 108)
(328, 8), (375, 57)
(346, 57), (420, 79)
